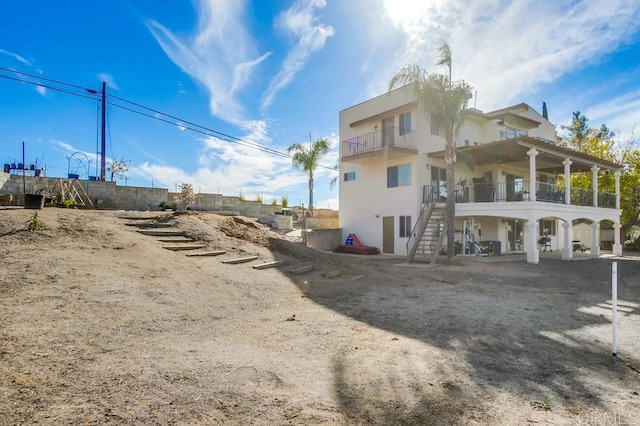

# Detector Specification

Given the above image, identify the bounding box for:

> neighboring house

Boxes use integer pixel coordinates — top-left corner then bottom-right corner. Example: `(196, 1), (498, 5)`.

(338, 87), (623, 264)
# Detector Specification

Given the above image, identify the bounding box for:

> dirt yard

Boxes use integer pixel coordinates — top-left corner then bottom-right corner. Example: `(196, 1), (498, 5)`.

(1, 208), (639, 425)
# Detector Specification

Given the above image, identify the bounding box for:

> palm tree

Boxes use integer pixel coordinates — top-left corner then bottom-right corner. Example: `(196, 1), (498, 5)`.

(287, 138), (331, 215)
(389, 54), (472, 261)
(437, 42), (452, 85)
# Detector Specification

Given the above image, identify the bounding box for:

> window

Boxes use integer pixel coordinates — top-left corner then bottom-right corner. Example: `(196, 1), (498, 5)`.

(343, 171), (356, 182)
(399, 112), (411, 136)
(400, 216), (412, 238)
(387, 164), (411, 188)
(539, 219), (556, 236)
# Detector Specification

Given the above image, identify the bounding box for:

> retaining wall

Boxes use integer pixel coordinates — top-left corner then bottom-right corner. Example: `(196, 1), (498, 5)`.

(303, 228), (342, 252)
(1, 175), (282, 217)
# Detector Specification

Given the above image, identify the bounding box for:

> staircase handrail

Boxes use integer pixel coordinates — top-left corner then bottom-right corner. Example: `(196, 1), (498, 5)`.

(406, 185), (437, 261)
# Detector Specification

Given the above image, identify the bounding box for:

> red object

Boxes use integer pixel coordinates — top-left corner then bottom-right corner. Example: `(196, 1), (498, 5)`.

(351, 233), (365, 246)
(336, 233), (380, 255)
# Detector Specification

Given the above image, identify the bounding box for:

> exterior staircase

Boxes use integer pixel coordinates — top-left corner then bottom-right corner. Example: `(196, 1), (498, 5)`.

(406, 203), (446, 264)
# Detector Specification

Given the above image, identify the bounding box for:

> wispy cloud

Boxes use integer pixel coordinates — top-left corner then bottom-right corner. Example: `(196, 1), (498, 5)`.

(135, 118), (309, 196)
(261, 0), (335, 110)
(97, 72), (120, 90)
(374, 0), (640, 111)
(146, 0), (270, 124)
(0, 49), (47, 96)
(0, 48), (31, 66)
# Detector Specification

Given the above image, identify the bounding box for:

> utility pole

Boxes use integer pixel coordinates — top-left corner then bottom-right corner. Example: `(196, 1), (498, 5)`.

(100, 81), (107, 181)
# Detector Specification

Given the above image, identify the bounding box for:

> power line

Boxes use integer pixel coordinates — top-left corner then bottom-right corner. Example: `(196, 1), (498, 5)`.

(0, 67), (337, 171)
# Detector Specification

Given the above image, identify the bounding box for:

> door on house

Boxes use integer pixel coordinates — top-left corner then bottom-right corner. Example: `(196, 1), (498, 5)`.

(506, 219), (524, 252)
(382, 216), (394, 254)
(506, 174), (524, 201)
(382, 117), (395, 147)
(431, 166), (447, 200)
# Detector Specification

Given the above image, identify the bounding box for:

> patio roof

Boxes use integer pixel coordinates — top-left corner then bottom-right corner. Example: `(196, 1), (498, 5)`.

(428, 137), (623, 174)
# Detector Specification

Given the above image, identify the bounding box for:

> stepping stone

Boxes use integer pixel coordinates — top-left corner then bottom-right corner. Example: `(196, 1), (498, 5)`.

(222, 256), (259, 264)
(138, 230), (185, 237)
(156, 238), (193, 243)
(252, 261), (283, 270)
(185, 250), (227, 257)
(290, 265), (313, 275)
(162, 244), (206, 251)
(119, 216), (164, 221)
(126, 223), (173, 228)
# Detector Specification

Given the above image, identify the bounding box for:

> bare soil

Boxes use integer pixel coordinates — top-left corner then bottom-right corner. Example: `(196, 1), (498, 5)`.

(1, 208), (639, 425)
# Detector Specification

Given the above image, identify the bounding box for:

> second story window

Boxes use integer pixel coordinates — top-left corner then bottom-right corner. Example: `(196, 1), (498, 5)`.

(399, 112), (412, 136)
(343, 171), (356, 182)
(501, 126), (528, 140)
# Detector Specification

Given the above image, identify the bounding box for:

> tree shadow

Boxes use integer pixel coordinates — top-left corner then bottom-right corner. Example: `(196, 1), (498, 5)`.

(301, 256), (640, 422)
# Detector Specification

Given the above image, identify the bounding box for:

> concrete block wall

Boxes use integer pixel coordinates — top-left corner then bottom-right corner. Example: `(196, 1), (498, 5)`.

(116, 186), (168, 211)
(2, 174), (294, 217)
(303, 228), (342, 251)
(305, 217), (339, 229)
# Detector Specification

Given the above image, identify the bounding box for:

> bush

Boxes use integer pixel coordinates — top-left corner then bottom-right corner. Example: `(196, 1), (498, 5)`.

(173, 183), (197, 211)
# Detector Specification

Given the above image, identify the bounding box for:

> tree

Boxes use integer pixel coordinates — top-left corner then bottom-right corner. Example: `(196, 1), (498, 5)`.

(436, 42), (452, 85)
(173, 182), (196, 211)
(562, 113), (640, 235)
(560, 111), (589, 150)
(330, 163), (339, 190)
(389, 47), (473, 262)
(287, 138), (331, 215)
(107, 157), (128, 182)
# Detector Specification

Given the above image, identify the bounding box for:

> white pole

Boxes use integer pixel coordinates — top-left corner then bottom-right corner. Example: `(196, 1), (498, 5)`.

(612, 261), (618, 357)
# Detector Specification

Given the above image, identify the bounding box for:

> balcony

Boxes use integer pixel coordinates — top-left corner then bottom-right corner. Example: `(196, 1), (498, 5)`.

(341, 127), (418, 159)
(422, 181), (617, 209)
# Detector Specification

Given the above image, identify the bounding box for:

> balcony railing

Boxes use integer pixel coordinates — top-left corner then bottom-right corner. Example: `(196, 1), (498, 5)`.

(422, 181), (617, 209)
(341, 127), (418, 158)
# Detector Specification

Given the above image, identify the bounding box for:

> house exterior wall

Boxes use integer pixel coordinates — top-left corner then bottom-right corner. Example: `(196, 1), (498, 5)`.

(339, 89), (621, 259)
(339, 153), (418, 254)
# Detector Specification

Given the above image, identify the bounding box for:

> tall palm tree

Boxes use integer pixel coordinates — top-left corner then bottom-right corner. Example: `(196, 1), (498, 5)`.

(436, 42), (452, 85)
(389, 62), (472, 261)
(287, 138), (331, 215)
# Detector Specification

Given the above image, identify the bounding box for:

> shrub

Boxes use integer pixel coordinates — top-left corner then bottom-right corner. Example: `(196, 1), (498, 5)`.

(173, 183), (197, 211)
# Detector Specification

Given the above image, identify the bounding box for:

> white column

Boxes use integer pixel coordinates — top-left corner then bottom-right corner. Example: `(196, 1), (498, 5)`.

(528, 148), (538, 201)
(562, 220), (573, 260)
(615, 170), (621, 210)
(591, 221), (600, 257)
(563, 159), (572, 205)
(613, 222), (622, 256)
(526, 219), (540, 264)
(592, 165), (599, 207)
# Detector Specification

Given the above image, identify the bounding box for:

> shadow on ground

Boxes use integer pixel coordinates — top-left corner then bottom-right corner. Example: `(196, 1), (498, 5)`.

(300, 254), (640, 423)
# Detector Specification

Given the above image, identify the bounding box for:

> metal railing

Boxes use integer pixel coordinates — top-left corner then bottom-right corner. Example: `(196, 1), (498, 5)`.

(341, 127), (418, 158)
(421, 181), (617, 208)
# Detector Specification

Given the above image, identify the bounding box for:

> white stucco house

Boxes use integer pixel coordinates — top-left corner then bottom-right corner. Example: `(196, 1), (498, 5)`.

(338, 87), (623, 264)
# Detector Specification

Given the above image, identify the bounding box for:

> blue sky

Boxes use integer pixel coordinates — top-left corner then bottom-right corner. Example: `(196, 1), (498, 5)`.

(1, 0), (640, 209)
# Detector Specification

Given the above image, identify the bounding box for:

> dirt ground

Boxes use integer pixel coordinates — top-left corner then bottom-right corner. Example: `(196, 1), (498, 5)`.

(1, 208), (639, 425)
